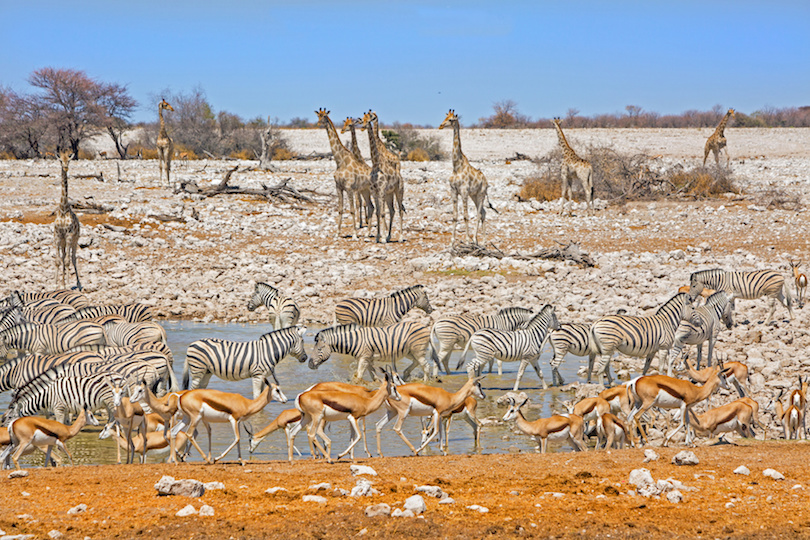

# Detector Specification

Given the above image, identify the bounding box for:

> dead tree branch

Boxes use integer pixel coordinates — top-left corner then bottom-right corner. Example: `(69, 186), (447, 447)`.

(451, 240), (595, 267)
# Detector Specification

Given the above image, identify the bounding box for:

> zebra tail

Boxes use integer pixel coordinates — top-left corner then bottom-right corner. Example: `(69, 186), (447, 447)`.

(784, 277), (796, 308)
(166, 356), (180, 392)
(182, 357), (190, 390)
(588, 324), (603, 357)
(455, 338), (473, 370)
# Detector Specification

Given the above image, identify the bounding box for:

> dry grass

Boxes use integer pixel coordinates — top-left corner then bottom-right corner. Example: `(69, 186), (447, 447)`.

(272, 147), (296, 160)
(517, 173), (561, 201)
(407, 148), (430, 162)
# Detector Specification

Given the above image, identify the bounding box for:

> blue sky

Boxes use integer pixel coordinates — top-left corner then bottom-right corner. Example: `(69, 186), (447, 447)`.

(2, 1), (809, 126)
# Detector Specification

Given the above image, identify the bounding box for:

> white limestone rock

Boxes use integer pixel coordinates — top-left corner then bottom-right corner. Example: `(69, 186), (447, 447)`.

(176, 505), (197, 517)
(763, 468), (785, 480)
(364, 503), (391, 517)
(303, 495), (327, 504)
(350, 464), (378, 477)
(404, 495), (427, 514)
(671, 451), (699, 466)
(734, 466), (751, 476)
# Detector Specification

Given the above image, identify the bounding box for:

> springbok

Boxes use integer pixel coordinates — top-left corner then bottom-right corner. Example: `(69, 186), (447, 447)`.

(689, 398), (757, 442)
(246, 408), (303, 461)
(596, 413), (635, 450)
(559, 396), (610, 448)
(683, 357), (749, 397)
(502, 396), (586, 453)
(788, 259), (807, 308)
(773, 389), (803, 440)
(599, 384), (632, 417)
(627, 364), (728, 446)
(131, 379), (189, 464)
(296, 368), (400, 462)
(177, 379), (287, 465)
(106, 375), (148, 464)
(100, 420), (190, 462)
(2, 409), (98, 469)
(421, 396), (482, 453)
(374, 376), (485, 456)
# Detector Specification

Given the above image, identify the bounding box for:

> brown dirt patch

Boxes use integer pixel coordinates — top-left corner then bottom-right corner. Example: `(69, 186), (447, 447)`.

(2, 441), (809, 539)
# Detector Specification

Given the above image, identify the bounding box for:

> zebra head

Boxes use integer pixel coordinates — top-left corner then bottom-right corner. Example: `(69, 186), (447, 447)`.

(0, 335), (9, 360)
(413, 285), (434, 315)
(291, 325), (308, 363)
(248, 282), (279, 312)
(309, 329), (333, 370)
(502, 396), (529, 422)
(706, 291), (735, 330)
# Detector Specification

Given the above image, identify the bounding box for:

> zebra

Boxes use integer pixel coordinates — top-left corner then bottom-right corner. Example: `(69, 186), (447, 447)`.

(57, 303), (154, 323)
(21, 299), (76, 324)
(590, 292), (694, 386)
(183, 326), (308, 399)
(0, 321), (106, 358)
(0, 306), (25, 333)
(103, 320), (167, 347)
(0, 351), (102, 393)
(460, 305), (560, 391)
(432, 306), (535, 375)
(688, 268), (794, 324)
(545, 322), (596, 386)
(14, 290), (91, 310)
(67, 341), (175, 364)
(247, 282), (301, 329)
(334, 285), (433, 327)
(310, 321), (437, 382)
(666, 291), (734, 375)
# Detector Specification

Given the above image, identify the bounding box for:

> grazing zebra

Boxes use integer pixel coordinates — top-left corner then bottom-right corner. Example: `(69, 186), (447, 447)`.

(433, 306), (534, 375)
(310, 321), (437, 382)
(590, 292), (694, 386)
(57, 303), (154, 323)
(247, 282), (301, 329)
(0, 306), (24, 333)
(22, 299), (77, 324)
(16, 290), (91, 310)
(103, 320), (167, 347)
(688, 268), (794, 324)
(0, 321), (106, 358)
(461, 305), (560, 391)
(0, 351), (102, 393)
(183, 326), (308, 399)
(666, 291), (734, 374)
(68, 341), (175, 364)
(546, 322), (596, 386)
(334, 285), (433, 327)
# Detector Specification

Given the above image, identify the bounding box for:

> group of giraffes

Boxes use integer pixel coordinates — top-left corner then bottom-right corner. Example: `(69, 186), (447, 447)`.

(49, 104), (736, 290)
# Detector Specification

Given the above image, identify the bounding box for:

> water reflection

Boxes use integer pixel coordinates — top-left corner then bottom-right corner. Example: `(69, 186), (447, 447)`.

(3, 321), (585, 467)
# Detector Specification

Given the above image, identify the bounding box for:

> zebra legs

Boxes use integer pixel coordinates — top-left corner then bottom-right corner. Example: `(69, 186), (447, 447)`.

(514, 356), (548, 391)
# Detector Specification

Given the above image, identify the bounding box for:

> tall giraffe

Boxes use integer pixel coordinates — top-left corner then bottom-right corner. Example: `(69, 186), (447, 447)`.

(552, 117), (594, 215)
(316, 109), (370, 239)
(363, 111), (404, 241)
(360, 112), (403, 243)
(156, 99), (174, 185)
(341, 117), (374, 228)
(438, 109), (489, 245)
(703, 108), (735, 167)
(54, 151), (82, 290)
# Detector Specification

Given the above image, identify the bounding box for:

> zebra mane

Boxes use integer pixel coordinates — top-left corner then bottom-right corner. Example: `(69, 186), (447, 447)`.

(525, 305), (554, 328)
(259, 325), (298, 340)
(497, 306), (533, 317)
(390, 285), (424, 298)
(690, 268), (724, 282)
(255, 282), (280, 295)
(704, 290), (730, 307)
(315, 324), (359, 341)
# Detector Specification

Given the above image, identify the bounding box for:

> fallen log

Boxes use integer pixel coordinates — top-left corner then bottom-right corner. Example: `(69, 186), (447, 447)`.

(450, 241), (595, 267)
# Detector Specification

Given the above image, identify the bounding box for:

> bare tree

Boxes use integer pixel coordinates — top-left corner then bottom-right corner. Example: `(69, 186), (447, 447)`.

(0, 88), (51, 159)
(97, 82), (138, 159)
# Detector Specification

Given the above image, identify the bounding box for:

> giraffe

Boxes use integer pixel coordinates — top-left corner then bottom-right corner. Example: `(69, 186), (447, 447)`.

(54, 151), (82, 290)
(703, 108), (735, 167)
(438, 109), (489, 245)
(156, 98), (174, 186)
(361, 111), (405, 242)
(552, 117), (594, 215)
(341, 117), (374, 228)
(315, 109), (371, 239)
(360, 112), (403, 243)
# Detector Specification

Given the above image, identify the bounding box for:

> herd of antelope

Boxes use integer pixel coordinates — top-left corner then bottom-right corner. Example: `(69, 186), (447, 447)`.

(0, 257), (806, 468)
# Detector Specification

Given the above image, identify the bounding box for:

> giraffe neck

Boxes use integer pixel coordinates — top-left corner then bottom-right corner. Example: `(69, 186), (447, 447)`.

(450, 120), (466, 173)
(714, 111), (732, 137)
(60, 162), (70, 212)
(321, 116), (353, 169)
(349, 124), (362, 160)
(554, 122), (579, 161)
(158, 107), (168, 139)
(365, 121), (381, 167)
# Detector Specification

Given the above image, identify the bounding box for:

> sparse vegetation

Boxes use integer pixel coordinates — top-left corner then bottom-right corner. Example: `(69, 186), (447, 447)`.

(382, 123), (444, 161)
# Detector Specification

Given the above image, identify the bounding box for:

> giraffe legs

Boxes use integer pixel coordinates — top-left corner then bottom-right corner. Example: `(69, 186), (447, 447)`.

(462, 196), (471, 243)
(55, 236), (67, 290)
(451, 193), (459, 245)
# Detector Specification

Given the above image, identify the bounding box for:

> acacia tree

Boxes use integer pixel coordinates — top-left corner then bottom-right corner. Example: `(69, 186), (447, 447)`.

(0, 88), (51, 158)
(97, 82), (138, 158)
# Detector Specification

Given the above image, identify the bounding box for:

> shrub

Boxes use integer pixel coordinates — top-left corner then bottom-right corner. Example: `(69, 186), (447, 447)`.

(229, 149), (255, 160)
(407, 148), (430, 162)
(77, 149), (95, 160)
(382, 124), (444, 161)
(518, 174), (561, 201)
(272, 147), (295, 160)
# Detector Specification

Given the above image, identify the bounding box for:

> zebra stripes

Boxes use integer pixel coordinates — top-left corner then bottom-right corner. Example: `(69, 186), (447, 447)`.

(432, 306), (534, 375)
(590, 292), (694, 386)
(689, 268), (794, 323)
(334, 285), (433, 327)
(18, 290), (91, 309)
(0, 321), (106, 358)
(462, 305), (559, 391)
(0, 351), (101, 393)
(546, 322), (595, 387)
(311, 321), (437, 381)
(667, 291), (734, 374)
(22, 299), (76, 324)
(103, 320), (167, 347)
(247, 282), (301, 329)
(58, 303), (154, 323)
(183, 326), (308, 399)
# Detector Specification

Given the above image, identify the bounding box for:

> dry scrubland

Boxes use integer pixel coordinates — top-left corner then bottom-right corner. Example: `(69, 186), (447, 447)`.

(1, 127), (810, 538)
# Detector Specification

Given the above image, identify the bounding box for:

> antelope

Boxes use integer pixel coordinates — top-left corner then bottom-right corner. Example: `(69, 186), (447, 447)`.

(683, 357), (750, 397)
(596, 413), (635, 449)
(627, 365), (728, 446)
(677, 285), (715, 303)
(0, 425), (62, 468)
(2, 409), (98, 469)
(177, 379), (287, 465)
(599, 384), (632, 417)
(787, 377), (807, 437)
(788, 259), (807, 308)
(424, 396), (482, 453)
(559, 396), (610, 448)
(296, 368), (400, 463)
(106, 375), (148, 464)
(375, 376), (485, 456)
(502, 396), (586, 453)
(245, 408), (303, 461)
(131, 379), (189, 464)
(772, 389), (802, 440)
(689, 398), (756, 442)
(99, 420), (190, 462)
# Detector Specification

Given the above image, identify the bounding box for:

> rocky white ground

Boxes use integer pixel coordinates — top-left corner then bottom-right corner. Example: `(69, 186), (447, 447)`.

(1, 127), (809, 441)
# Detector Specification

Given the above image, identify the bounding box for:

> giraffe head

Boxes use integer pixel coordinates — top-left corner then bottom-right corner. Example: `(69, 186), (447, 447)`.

(340, 117), (355, 134)
(438, 109), (458, 130)
(58, 151), (72, 169)
(315, 108), (331, 127)
(552, 117), (562, 127)
(728, 108), (735, 117)
(359, 110), (374, 130)
(159, 98), (174, 112)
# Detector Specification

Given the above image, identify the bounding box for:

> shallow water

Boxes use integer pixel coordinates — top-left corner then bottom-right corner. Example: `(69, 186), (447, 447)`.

(3, 321), (585, 467)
